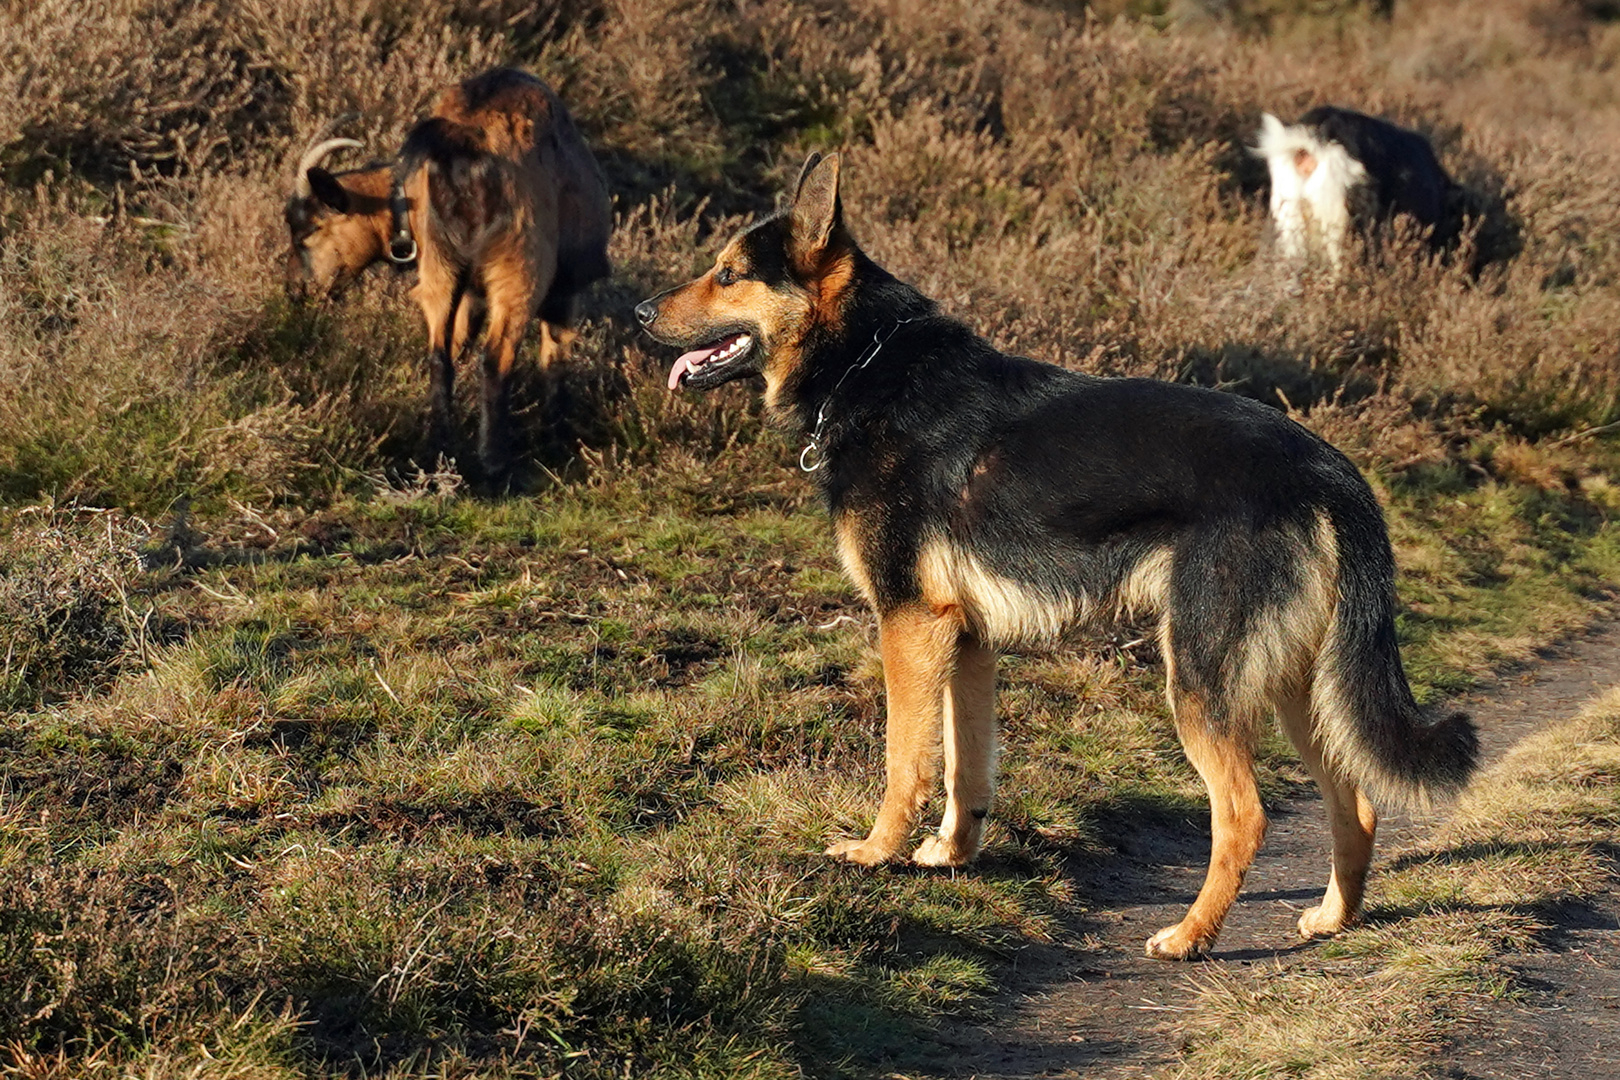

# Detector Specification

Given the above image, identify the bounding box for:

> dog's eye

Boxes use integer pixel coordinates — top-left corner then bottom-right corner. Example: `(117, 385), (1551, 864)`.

(716, 266), (737, 287)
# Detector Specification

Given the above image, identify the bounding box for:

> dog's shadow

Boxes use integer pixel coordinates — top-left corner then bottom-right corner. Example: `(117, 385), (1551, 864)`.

(787, 787), (1338, 1078)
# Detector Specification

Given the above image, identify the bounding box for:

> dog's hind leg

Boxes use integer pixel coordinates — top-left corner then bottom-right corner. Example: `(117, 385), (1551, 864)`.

(1146, 679), (1267, 960)
(1276, 691), (1378, 938)
(914, 634), (997, 867)
(828, 605), (960, 866)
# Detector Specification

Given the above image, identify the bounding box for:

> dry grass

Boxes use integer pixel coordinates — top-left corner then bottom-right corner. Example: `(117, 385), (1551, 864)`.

(4, 0), (1620, 1076)
(3, 0), (1620, 508)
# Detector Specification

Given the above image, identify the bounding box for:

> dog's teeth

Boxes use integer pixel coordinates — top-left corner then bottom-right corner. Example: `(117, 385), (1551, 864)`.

(711, 335), (750, 362)
(696, 334), (751, 369)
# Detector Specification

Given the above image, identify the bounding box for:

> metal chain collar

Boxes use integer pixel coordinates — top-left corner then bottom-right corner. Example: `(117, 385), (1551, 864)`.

(798, 318), (916, 472)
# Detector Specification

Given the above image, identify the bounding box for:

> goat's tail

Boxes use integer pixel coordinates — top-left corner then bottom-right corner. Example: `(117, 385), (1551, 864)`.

(1254, 112), (1369, 194)
(391, 117), (513, 264)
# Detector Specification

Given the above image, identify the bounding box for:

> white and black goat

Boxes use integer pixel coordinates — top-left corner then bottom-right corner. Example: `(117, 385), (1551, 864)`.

(1255, 106), (1459, 276)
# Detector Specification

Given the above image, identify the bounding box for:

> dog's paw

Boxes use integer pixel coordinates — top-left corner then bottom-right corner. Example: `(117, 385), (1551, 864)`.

(1297, 904), (1353, 940)
(911, 835), (972, 867)
(1145, 922), (1215, 961)
(825, 838), (900, 866)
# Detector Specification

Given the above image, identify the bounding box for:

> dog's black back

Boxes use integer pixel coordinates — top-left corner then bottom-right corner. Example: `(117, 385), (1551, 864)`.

(814, 288), (1372, 689)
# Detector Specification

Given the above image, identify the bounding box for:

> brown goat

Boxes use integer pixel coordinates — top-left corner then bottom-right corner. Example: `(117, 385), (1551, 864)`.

(284, 69), (612, 483)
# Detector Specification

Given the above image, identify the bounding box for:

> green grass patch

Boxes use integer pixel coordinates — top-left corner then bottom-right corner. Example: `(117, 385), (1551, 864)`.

(5, 434), (1620, 1076)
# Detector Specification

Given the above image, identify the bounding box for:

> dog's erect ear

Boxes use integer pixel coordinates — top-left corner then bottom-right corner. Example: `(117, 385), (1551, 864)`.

(793, 152), (825, 196)
(306, 168), (351, 214)
(789, 152), (842, 269)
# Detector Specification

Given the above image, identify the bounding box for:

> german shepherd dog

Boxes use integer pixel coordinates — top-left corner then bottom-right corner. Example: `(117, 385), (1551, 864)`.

(635, 154), (1477, 959)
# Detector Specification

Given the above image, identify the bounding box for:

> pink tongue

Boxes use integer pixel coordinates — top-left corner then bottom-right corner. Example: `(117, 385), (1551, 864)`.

(668, 344), (722, 390)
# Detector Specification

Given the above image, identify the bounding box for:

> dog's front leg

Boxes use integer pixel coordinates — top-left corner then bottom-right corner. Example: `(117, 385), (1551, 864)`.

(914, 634), (996, 867)
(827, 604), (959, 865)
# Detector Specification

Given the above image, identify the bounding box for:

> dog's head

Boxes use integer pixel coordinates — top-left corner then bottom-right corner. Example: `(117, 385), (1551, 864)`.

(636, 153), (855, 402)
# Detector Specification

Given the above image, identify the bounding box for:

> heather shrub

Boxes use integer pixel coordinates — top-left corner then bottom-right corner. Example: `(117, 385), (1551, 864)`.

(0, 505), (148, 707)
(2, 0), (1618, 513)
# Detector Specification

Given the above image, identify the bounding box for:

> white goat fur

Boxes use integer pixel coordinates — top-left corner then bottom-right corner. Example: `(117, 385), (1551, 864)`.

(1255, 112), (1368, 275)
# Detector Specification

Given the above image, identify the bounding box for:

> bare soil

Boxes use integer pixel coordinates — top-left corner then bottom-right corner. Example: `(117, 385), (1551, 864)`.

(907, 624), (1620, 1079)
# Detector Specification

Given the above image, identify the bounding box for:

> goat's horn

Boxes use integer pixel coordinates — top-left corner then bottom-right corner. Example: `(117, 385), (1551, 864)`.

(293, 138), (364, 197)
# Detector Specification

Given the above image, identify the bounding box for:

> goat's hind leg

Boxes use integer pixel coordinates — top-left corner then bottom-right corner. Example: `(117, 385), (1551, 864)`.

(415, 265), (471, 464)
(426, 337), (455, 459)
(475, 274), (535, 487)
(537, 290), (580, 373)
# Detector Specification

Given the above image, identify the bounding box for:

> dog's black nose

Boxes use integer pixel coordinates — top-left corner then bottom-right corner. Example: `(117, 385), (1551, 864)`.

(634, 299), (658, 327)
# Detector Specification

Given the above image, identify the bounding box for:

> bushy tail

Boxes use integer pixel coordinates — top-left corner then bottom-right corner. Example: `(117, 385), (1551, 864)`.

(1311, 503), (1478, 807)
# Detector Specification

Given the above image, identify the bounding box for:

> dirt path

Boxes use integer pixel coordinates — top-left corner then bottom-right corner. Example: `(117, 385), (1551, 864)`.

(910, 624), (1620, 1080)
